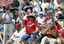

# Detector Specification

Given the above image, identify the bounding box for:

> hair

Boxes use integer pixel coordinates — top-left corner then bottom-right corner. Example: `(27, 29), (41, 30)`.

(0, 18), (4, 24)
(5, 6), (10, 11)
(47, 11), (53, 16)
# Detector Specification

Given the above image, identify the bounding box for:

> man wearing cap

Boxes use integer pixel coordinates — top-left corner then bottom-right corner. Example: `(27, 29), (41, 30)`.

(6, 23), (26, 44)
(17, 12), (39, 44)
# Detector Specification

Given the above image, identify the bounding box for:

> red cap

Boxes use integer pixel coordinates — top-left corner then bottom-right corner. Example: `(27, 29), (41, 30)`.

(16, 23), (21, 27)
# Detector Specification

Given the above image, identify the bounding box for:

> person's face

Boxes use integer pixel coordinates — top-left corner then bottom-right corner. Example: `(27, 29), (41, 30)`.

(45, 8), (48, 12)
(6, 9), (10, 13)
(42, 0), (46, 2)
(50, 0), (54, 2)
(28, 16), (34, 21)
(57, 0), (61, 4)
(16, 26), (21, 31)
(1, 21), (4, 25)
(39, 14), (43, 18)
(48, 13), (52, 18)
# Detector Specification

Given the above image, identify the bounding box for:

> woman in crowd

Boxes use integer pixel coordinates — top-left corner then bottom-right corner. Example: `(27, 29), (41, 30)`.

(17, 12), (39, 44)
(40, 11), (58, 44)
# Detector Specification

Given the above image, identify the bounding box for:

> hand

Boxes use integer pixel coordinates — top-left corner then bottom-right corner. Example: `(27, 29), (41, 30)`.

(6, 42), (8, 44)
(40, 25), (43, 27)
(6, 11), (9, 15)
(33, 31), (38, 34)
(15, 10), (19, 15)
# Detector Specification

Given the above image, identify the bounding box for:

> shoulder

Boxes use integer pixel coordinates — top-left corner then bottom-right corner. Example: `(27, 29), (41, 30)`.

(14, 31), (17, 34)
(10, 13), (13, 15)
(2, 13), (6, 15)
(36, 17), (39, 19)
(34, 21), (38, 24)
(2, 13), (6, 17)
(43, 17), (45, 19)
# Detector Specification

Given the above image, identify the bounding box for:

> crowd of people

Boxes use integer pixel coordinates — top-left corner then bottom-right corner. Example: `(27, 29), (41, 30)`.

(0, 0), (64, 44)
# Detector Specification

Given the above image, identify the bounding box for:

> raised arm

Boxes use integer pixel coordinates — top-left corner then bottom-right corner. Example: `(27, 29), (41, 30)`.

(42, 22), (52, 35)
(2, 13), (7, 21)
(16, 11), (25, 25)
(6, 39), (14, 44)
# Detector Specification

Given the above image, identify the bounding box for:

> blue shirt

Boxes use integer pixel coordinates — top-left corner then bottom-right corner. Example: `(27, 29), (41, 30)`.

(0, 24), (4, 32)
(49, 4), (55, 14)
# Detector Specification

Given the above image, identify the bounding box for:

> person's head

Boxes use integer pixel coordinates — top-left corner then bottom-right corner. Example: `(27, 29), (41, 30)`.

(50, 0), (54, 2)
(57, 0), (61, 4)
(5, 6), (10, 13)
(26, 13), (36, 22)
(21, 11), (26, 16)
(44, 8), (49, 13)
(0, 19), (4, 25)
(16, 23), (21, 32)
(47, 11), (53, 18)
(38, 12), (43, 18)
(42, 0), (46, 3)
(57, 11), (63, 16)
(5, 6), (10, 11)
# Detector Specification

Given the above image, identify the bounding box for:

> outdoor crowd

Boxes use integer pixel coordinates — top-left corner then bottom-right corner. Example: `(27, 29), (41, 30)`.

(0, 0), (64, 44)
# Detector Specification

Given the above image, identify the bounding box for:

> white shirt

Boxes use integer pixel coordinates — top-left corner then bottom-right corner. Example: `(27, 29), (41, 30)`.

(16, 17), (22, 23)
(12, 19), (15, 29)
(36, 17), (45, 24)
(10, 27), (26, 44)
(41, 2), (50, 12)
(2, 13), (13, 23)
(33, 1), (41, 12)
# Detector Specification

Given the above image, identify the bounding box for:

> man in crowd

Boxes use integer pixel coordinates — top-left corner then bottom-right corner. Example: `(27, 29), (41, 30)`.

(2, 7), (13, 44)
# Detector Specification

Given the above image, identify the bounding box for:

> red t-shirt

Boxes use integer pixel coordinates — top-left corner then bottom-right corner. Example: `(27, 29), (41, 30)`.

(25, 20), (38, 34)
(56, 23), (62, 30)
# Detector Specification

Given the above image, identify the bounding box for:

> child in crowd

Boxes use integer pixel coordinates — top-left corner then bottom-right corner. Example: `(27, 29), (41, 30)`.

(6, 23), (26, 44)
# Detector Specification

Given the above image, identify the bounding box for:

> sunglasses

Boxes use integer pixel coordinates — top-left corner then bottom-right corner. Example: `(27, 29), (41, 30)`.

(28, 16), (34, 18)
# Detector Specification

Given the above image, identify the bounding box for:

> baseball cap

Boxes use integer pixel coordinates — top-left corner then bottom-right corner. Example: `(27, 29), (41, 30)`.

(16, 23), (21, 27)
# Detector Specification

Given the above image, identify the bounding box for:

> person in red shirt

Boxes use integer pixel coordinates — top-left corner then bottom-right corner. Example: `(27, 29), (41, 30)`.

(17, 12), (39, 44)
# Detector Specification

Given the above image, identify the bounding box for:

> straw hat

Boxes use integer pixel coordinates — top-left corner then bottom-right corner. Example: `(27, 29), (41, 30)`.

(26, 13), (36, 21)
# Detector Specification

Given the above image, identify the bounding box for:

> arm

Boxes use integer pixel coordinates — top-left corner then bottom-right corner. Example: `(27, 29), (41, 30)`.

(3, 13), (6, 20)
(42, 22), (52, 35)
(16, 11), (25, 25)
(0, 34), (2, 42)
(8, 13), (13, 20)
(49, 29), (58, 37)
(33, 27), (39, 33)
(6, 39), (14, 44)
(33, 22), (39, 34)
